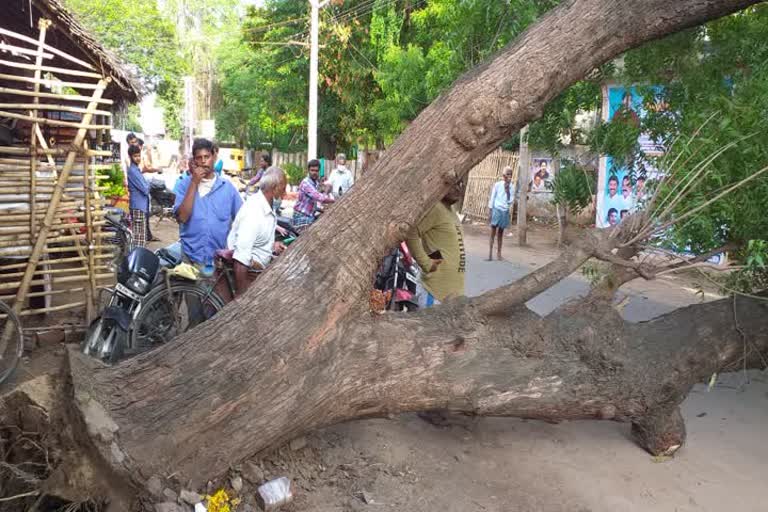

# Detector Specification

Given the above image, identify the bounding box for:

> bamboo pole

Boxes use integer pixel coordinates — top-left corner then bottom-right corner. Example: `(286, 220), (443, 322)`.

(0, 110), (111, 130)
(8, 78), (108, 321)
(29, 19), (50, 241)
(68, 226), (91, 302)
(0, 146), (112, 157)
(0, 244), (117, 258)
(19, 302), (86, 317)
(0, 212), (109, 223)
(0, 221), (106, 236)
(0, 157), (56, 167)
(0, 287), (85, 301)
(0, 167), (115, 175)
(0, 205), (95, 216)
(23, 325), (89, 336)
(0, 87), (113, 105)
(0, 265), (108, 280)
(83, 139), (97, 311)
(0, 196), (80, 203)
(0, 72), (101, 90)
(0, 236), (74, 250)
(35, 124), (56, 166)
(0, 185), (110, 193)
(0, 41), (54, 60)
(0, 103), (112, 116)
(0, 231), (111, 249)
(0, 27), (98, 71)
(0, 58), (100, 78)
(0, 254), (112, 272)
(0, 273), (113, 291)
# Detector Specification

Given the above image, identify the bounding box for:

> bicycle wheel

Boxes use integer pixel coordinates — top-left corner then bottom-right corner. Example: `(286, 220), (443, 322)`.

(131, 281), (224, 353)
(0, 299), (24, 385)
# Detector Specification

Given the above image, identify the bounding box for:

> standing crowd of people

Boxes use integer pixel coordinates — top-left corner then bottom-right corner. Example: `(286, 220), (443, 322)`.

(124, 137), (368, 298)
(122, 136), (473, 306)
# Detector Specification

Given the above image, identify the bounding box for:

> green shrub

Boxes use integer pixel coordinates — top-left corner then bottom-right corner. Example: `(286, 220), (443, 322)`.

(101, 164), (127, 198)
(552, 162), (595, 213)
(283, 162), (305, 187)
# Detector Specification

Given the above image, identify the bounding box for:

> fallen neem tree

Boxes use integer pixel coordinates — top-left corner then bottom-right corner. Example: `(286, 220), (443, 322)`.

(13, 0), (768, 506)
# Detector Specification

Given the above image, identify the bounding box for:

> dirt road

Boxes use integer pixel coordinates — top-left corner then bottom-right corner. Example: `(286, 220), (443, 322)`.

(244, 223), (766, 512)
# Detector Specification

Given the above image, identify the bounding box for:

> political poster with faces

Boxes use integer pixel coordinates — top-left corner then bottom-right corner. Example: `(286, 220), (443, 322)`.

(596, 85), (666, 228)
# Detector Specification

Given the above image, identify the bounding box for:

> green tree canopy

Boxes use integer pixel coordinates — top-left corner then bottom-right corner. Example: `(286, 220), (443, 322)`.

(64, 0), (187, 138)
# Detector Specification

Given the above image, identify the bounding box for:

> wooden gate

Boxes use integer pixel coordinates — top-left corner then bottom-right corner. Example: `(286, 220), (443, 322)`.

(461, 149), (519, 222)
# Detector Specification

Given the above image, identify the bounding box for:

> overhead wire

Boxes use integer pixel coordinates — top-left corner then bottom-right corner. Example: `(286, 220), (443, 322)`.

(275, 0), (402, 45)
(246, 0), (426, 78)
(240, 0), (391, 40)
(322, 1), (430, 106)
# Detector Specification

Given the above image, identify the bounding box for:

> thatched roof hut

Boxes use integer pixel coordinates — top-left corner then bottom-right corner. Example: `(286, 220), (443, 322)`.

(3, 0), (142, 104)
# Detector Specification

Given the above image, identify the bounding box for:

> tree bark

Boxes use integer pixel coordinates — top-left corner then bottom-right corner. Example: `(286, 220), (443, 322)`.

(66, 0), (765, 495)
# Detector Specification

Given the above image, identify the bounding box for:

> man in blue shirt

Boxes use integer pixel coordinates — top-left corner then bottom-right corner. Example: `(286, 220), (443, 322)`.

(174, 138), (242, 268)
(126, 145), (149, 247)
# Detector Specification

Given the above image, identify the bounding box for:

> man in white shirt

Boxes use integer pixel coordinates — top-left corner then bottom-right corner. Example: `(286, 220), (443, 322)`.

(328, 153), (354, 197)
(227, 167), (287, 297)
(487, 166), (515, 260)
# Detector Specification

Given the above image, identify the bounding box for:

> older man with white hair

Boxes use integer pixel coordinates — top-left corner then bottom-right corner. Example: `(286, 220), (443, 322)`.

(328, 153), (354, 197)
(487, 165), (516, 261)
(227, 166), (287, 297)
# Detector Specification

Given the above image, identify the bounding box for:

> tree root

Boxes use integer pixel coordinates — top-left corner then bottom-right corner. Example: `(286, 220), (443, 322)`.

(0, 373), (134, 511)
(631, 406), (687, 457)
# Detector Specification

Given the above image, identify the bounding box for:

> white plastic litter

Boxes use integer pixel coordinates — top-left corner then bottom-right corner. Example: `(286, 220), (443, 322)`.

(194, 503), (207, 512)
(257, 477), (293, 510)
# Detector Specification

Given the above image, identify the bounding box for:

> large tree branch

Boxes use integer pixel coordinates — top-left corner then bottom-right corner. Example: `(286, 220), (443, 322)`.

(66, 0), (766, 497)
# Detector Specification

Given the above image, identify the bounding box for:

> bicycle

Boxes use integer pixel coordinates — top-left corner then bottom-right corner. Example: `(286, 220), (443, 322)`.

(0, 299), (24, 386)
(130, 271), (225, 352)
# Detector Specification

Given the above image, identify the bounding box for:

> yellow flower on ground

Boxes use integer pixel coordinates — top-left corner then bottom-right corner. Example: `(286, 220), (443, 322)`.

(205, 489), (241, 512)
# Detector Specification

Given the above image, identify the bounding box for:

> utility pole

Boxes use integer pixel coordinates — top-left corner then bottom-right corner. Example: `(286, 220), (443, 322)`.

(308, 0), (330, 161)
(517, 125), (530, 246)
(183, 76), (195, 156)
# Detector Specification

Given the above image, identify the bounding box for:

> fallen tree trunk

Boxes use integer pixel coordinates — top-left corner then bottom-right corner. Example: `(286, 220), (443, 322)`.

(69, 290), (768, 488)
(63, 0), (765, 498)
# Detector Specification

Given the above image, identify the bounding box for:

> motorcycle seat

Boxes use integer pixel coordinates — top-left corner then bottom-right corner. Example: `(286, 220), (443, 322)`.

(215, 249), (234, 262)
(105, 213), (124, 227)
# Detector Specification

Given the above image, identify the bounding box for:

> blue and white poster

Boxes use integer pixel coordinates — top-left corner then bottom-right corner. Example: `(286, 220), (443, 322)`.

(596, 85), (665, 228)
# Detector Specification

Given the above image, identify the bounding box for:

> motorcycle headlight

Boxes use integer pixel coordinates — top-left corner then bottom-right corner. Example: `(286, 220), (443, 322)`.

(126, 274), (151, 295)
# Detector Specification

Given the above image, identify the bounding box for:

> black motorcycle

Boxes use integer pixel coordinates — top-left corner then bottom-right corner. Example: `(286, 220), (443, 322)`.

(103, 207), (132, 271)
(82, 247), (160, 364)
(374, 242), (420, 312)
(149, 178), (175, 219)
(83, 243), (225, 364)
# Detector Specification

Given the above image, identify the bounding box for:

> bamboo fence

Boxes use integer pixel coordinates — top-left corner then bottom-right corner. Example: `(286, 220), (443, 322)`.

(0, 18), (117, 325)
(461, 148), (520, 222)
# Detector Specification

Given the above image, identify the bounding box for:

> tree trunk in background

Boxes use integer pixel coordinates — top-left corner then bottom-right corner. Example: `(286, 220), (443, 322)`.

(553, 157), (566, 246)
(517, 126), (530, 245)
(67, 0), (765, 495)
